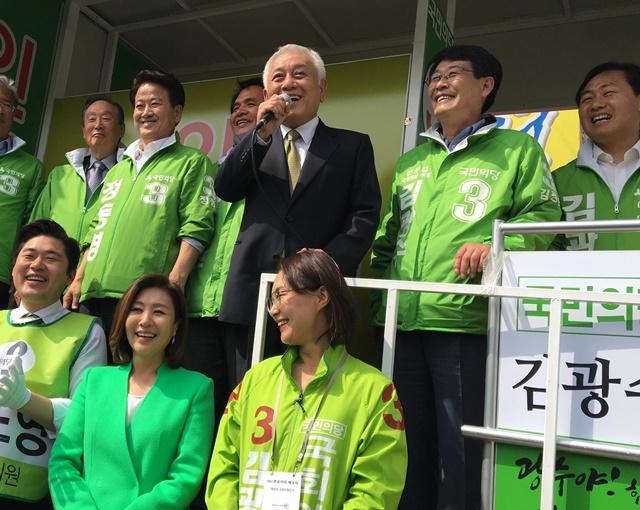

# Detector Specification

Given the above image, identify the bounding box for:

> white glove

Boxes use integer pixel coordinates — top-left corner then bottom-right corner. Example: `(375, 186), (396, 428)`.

(0, 355), (32, 409)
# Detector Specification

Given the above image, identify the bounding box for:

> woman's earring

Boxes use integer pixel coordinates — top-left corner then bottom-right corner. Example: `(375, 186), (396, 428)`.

(171, 336), (175, 345)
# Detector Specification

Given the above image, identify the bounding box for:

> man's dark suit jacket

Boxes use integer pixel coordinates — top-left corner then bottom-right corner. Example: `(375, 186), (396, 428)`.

(214, 119), (381, 326)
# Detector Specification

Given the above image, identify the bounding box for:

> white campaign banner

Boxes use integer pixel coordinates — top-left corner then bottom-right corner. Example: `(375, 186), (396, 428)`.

(498, 251), (640, 446)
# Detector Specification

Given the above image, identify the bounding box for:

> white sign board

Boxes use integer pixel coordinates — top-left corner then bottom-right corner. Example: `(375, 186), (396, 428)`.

(498, 251), (640, 445)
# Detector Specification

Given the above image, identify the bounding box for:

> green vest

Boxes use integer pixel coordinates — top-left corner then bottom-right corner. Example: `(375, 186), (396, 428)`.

(0, 311), (96, 503)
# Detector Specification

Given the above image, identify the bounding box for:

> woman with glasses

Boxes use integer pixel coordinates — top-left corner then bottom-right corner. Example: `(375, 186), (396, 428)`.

(206, 250), (407, 510)
(48, 274), (214, 509)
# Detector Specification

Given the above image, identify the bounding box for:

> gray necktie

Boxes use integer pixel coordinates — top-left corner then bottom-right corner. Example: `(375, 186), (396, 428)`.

(284, 130), (301, 195)
(19, 313), (44, 325)
(86, 160), (107, 201)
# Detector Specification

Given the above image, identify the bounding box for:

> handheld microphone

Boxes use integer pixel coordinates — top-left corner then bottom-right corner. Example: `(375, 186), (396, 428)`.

(255, 93), (292, 130)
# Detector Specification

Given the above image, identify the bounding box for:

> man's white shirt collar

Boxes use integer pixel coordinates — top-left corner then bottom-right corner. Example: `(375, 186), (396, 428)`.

(11, 301), (67, 325)
(280, 116), (319, 145)
(125, 132), (178, 173)
(591, 138), (640, 164)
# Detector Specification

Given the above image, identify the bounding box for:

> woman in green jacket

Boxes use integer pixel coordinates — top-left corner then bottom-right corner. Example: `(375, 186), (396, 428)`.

(48, 274), (215, 509)
(206, 250), (407, 510)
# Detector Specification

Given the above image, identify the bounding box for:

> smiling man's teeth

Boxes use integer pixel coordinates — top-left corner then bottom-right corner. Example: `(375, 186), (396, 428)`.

(290, 95), (301, 101)
(592, 114), (611, 123)
(437, 95), (454, 102)
(26, 276), (45, 282)
(277, 320), (288, 327)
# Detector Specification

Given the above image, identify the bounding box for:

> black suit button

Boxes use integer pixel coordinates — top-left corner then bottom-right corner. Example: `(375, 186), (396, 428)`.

(286, 215), (293, 222)
(273, 253), (280, 261)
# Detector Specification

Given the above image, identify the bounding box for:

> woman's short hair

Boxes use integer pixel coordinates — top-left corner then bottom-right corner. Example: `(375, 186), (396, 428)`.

(109, 274), (188, 368)
(277, 250), (358, 345)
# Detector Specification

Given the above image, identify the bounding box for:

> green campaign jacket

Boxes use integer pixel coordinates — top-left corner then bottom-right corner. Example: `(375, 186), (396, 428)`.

(0, 135), (44, 284)
(207, 344), (407, 509)
(552, 139), (640, 251)
(81, 135), (215, 300)
(371, 120), (561, 335)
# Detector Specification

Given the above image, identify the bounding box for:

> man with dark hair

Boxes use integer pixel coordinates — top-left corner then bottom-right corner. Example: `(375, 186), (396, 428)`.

(30, 95), (126, 244)
(186, 76), (264, 422)
(63, 70), (215, 339)
(0, 75), (44, 307)
(553, 61), (640, 250)
(0, 219), (106, 508)
(229, 77), (263, 115)
(129, 69), (186, 110)
(371, 44), (561, 509)
(184, 75), (264, 510)
(215, 44), (381, 378)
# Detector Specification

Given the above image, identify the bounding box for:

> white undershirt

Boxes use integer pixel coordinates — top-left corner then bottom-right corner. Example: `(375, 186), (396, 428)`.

(126, 393), (146, 425)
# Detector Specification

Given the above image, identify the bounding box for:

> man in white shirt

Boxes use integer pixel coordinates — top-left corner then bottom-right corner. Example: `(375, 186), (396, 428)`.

(553, 61), (640, 250)
(0, 219), (106, 508)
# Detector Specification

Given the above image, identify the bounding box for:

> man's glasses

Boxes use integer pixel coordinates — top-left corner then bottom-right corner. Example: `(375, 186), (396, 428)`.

(0, 101), (15, 112)
(426, 67), (472, 87)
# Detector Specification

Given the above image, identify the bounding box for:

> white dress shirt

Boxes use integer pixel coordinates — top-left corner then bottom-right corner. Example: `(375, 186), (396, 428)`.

(124, 132), (178, 173)
(256, 116), (320, 168)
(279, 116), (320, 168)
(592, 139), (640, 202)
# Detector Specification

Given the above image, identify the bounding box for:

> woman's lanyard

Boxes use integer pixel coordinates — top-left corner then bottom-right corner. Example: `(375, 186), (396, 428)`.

(269, 351), (348, 474)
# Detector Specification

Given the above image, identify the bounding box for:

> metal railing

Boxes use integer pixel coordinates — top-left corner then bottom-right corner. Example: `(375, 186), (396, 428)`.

(250, 219), (640, 510)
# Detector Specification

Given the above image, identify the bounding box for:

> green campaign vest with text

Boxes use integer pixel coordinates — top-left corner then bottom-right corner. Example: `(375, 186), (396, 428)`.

(0, 311), (95, 502)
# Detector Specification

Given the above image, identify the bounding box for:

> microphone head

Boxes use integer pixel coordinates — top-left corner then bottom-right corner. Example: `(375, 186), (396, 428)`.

(280, 93), (292, 106)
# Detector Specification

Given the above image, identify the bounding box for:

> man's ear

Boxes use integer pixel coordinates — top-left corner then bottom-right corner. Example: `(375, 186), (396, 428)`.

(173, 104), (183, 126)
(319, 79), (327, 103)
(66, 269), (77, 287)
(480, 76), (495, 100)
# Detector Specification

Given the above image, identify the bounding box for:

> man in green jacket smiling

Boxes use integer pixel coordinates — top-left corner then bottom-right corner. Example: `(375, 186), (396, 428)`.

(371, 45), (560, 510)
(30, 95), (126, 246)
(63, 71), (215, 340)
(553, 62), (640, 250)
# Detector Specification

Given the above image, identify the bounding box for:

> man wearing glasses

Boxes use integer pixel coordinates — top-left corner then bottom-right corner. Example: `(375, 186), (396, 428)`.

(371, 45), (560, 509)
(0, 76), (44, 307)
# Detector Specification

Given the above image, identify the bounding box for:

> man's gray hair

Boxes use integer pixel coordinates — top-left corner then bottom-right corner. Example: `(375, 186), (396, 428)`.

(0, 76), (19, 106)
(263, 44), (326, 87)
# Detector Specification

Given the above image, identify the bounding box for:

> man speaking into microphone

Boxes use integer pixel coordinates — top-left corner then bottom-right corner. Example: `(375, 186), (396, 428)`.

(215, 43), (381, 374)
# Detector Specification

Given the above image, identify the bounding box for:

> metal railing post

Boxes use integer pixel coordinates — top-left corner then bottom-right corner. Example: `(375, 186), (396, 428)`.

(482, 219), (505, 510)
(251, 273), (275, 368)
(540, 298), (564, 510)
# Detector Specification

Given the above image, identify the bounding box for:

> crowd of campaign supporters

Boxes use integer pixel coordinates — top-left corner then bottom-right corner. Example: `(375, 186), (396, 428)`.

(0, 41), (639, 510)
